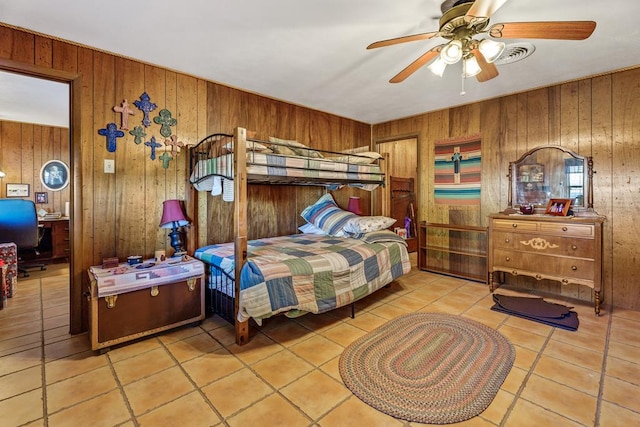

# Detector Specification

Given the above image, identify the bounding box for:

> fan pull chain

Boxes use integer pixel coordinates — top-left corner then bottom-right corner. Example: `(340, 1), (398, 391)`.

(460, 70), (466, 96)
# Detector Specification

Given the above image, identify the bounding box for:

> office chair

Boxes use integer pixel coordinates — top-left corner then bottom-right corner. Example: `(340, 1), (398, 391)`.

(0, 199), (46, 277)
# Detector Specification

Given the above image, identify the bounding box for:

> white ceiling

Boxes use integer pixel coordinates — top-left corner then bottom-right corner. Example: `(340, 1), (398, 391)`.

(0, 70), (69, 127)
(1, 0), (639, 125)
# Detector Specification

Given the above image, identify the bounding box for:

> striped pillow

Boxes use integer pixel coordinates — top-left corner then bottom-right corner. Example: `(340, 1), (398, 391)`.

(300, 194), (356, 236)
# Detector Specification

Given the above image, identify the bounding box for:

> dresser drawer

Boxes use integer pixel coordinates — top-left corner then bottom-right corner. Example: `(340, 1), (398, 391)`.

(493, 249), (595, 281)
(492, 231), (595, 258)
(539, 223), (594, 238)
(492, 219), (538, 232)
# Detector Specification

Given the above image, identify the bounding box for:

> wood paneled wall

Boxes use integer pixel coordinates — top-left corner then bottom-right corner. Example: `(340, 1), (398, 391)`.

(197, 83), (371, 246)
(373, 70), (640, 311)
(0, 120), (70, 213)
(0, 24), (371, 332)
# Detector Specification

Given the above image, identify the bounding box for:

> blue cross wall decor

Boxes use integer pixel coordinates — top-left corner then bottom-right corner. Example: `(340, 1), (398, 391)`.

(144, 136), (162, 160)
(98, 123), (125, 152)
(133, 92), (157, 128)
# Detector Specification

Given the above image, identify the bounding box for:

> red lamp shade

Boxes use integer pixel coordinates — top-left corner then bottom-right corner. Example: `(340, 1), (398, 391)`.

(160, 200), (189, 228)
(347, 196), (362, 215)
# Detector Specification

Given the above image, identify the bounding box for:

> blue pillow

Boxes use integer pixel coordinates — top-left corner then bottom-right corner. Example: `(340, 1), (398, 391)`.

(300, 194), (356, 237)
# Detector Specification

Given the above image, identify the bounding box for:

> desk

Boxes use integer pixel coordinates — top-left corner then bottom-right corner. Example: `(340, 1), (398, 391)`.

(35, 218), (70, 262)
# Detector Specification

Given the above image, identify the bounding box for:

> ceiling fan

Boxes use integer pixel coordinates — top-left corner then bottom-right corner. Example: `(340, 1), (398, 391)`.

(367, 0), (596, 85)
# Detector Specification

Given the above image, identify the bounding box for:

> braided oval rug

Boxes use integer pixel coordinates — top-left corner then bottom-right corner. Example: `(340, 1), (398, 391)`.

(339, 312), (515, 424)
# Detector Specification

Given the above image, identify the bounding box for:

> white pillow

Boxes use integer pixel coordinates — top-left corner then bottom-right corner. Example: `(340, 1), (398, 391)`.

(327, 151), (383, 164)
(224, 140), (269, 152)
(351, 151), (383, 164)
(269, 136), (324, 158)
(298, 222), (327, 235)
(343, 216), (397, 234)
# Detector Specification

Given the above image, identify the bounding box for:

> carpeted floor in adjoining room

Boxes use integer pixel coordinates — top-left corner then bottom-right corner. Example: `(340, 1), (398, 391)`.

(0, 254), (639, 426)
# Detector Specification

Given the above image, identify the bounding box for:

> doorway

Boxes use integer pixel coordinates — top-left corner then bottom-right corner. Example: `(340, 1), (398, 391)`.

(0, 58), (82, 334)
(376, 136), (419, 251)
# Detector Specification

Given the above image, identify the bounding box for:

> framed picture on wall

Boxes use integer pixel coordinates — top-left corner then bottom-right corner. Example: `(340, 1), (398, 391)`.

(35, 192), (48, 204)
(6, 183), (30, 197)
(40, 160), (70, 192)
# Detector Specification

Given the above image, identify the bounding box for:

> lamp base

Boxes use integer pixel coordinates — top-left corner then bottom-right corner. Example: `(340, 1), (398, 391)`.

(168, 227), (186, 257)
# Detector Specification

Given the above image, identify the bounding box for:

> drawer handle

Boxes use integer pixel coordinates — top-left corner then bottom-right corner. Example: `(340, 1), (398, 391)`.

(505, 256), (510, 261)
(571, 245), (578, 250)
(504, 238), (510, 243)
(562, 279), (569, 284)
(571, 265), (577, 271)
(562, 227), (568, 231)
(150, 286), (159, 297)
(535, 274), (542, 280)
(511, 270), (518, 276)
(512, 224), (518, 228)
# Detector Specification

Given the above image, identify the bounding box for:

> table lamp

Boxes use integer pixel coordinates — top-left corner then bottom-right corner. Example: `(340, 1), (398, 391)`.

(347, 196), (362, 215)
(159, 199), (189, 257)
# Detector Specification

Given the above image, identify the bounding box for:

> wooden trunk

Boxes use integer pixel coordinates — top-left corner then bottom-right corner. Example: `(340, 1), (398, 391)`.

(89, 273), (205, 351)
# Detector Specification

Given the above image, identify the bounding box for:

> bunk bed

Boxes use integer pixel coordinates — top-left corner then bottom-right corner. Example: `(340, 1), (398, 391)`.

(189, 127), (411, 345)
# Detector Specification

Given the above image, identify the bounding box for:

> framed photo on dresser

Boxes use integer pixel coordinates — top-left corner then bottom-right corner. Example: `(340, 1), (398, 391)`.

(545, 198), (572, 216)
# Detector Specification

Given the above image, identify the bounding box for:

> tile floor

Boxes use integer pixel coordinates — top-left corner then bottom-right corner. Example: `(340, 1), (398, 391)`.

(0, 258), (639, 427)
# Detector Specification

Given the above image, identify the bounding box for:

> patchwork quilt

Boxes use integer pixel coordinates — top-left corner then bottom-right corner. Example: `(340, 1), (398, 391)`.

(190, 153), (383, 189)
(194, 231), (411, 322)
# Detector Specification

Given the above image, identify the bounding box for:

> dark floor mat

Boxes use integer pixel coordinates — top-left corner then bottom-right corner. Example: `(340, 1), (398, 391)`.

(491, 294), (579, 331)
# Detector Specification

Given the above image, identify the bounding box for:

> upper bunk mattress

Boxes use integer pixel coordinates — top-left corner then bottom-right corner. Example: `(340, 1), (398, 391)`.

(190, 152), (384, 189)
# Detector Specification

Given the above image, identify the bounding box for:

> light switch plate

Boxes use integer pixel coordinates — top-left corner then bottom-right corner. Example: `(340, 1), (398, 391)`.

(104, 159), (115, 173)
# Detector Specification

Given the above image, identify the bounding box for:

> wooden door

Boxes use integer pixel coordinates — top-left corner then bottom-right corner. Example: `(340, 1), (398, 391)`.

(375, 137), (418, 216)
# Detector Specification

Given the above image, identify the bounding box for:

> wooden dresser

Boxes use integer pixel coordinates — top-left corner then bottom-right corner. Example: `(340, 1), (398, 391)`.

(488, 213), (604, 314)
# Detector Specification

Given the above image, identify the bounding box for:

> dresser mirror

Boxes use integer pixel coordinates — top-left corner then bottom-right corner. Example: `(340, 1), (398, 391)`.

(505, 145), (595, 216)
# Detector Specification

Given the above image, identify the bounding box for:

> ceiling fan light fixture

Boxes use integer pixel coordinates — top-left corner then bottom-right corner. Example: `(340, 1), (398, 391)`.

(441, 40), (463, 64)
(478, 38), (506, 63)
(427, 56), (447, 77)
(463, 56), (481, 77)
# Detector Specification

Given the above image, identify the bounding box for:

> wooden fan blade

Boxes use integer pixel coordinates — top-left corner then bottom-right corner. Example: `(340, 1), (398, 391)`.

(465, 0), (508, 20)
(390, 45), (444, 83)
(489, 21), (596, 40)
(367, 32), (440, 50)
(472, 49), (499, 82)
